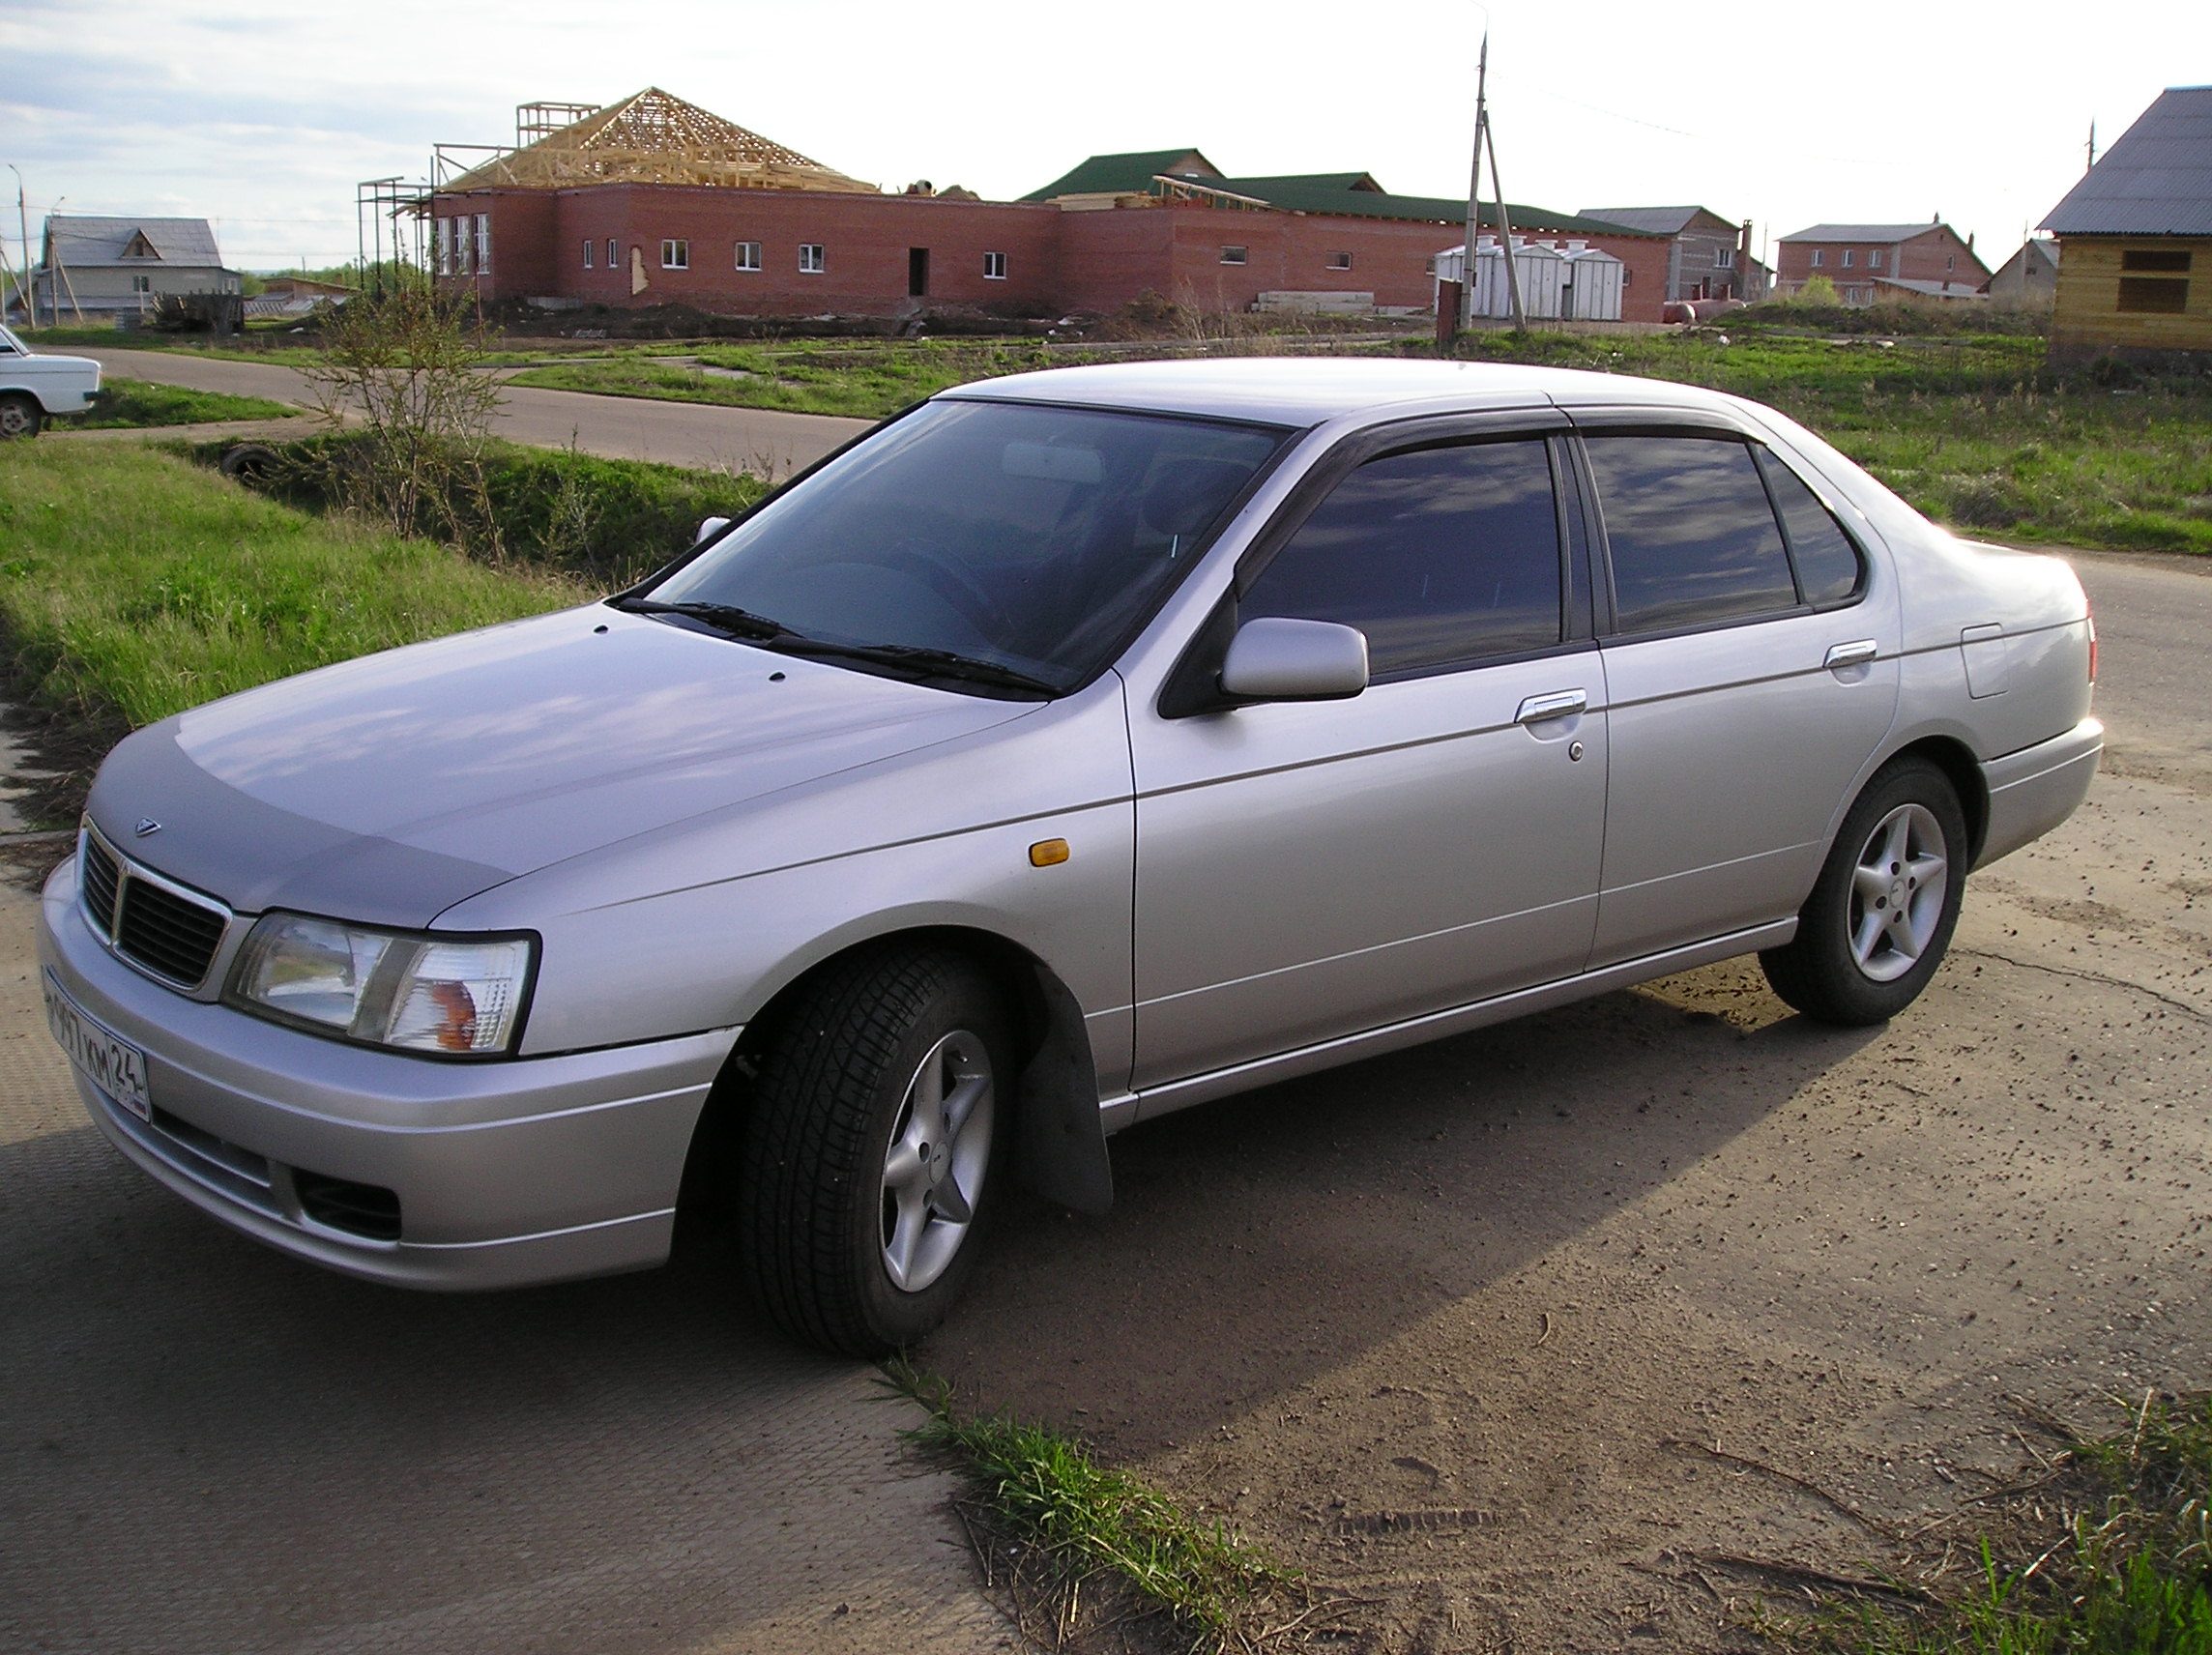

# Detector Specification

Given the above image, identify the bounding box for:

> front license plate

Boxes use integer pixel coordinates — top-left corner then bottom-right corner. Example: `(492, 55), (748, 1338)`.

(43, 969), (152, 1122)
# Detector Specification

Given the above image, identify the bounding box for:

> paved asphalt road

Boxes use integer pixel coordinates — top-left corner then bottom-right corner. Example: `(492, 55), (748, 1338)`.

(0, 541), (2205, 1653)
(75, 347), (872, 477)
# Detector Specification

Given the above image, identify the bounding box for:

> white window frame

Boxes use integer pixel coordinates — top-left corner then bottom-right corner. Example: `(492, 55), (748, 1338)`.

(1810, 248), (1824, 268)
(982, 250), (1006, 280)
(660, 239), (689, 271)
(1867, 248), (1882, 271)
(606, 238), (618, 270)
(456, 219), (473, 277)
(735, 240), (762, 272)
(799, 243), (825, 274)
(435, 218), (452, 276)
(1325, 250), (1353, 271)
(1219, 246), (1248, 266)
(1715, 247), (1735, 270)
(1841, 248), (1854, 268)
(582, 239), (595, 270)
(474, 213), (490, 276)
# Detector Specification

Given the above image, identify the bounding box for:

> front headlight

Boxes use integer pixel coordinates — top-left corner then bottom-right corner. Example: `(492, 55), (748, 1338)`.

(228, 913), (537, 1056)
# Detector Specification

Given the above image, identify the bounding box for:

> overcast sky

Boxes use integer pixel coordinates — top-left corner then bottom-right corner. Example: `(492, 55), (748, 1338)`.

(3, 0), (2204, 275)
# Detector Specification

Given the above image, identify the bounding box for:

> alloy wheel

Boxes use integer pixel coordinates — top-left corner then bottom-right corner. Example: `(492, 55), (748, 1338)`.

(879, 1029), (994, 1292)
(1848, 801), (1949, 983)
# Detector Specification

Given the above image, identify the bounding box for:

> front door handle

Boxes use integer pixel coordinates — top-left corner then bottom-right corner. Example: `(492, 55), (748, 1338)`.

(1515, 688), (1588, 725)
(1824, 640), (1879, 670)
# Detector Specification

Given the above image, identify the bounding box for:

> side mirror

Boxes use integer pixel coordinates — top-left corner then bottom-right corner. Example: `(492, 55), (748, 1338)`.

(1219, 617), (1369, 704)
(696, 516), (733, 544)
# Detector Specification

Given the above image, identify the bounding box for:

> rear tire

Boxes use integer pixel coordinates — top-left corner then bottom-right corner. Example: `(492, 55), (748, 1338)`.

(0, 394), (43, 439)
(736, 944), (1013, 1356)
(1761, 757), (1967, 1026)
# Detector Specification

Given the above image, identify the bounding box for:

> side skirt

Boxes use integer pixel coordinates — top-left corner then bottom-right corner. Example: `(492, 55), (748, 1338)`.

(1100, 918), (1797, 1132)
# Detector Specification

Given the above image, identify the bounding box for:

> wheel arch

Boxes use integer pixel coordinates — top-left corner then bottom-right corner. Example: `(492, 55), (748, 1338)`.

(676, 924), (1113, 1239)
(1880, 734), (1990, 864)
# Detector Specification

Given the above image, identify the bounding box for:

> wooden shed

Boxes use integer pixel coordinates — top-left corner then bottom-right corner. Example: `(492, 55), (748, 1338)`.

(2044, 86), (2212, 359)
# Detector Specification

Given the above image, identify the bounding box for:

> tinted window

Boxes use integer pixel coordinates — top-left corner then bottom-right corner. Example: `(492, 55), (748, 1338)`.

(1585, 435), (1797, 633)
(1241, 439), (1562, 677)
(652, 400), (1284, 691)
(1754, 447), (1863, 607)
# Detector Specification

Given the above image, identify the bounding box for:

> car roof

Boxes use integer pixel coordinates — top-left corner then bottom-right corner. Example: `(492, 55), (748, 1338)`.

(941, 356), (1731, 428)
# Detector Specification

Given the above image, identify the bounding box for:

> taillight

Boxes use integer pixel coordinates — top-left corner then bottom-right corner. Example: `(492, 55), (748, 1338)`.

(2086, 603), (2098, 684)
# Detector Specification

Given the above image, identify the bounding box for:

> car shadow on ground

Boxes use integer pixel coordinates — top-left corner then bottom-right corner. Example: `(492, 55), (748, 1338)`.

(922, 966), (1884, 1458)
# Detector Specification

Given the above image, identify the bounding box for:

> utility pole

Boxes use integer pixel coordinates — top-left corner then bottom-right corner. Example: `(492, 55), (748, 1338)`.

(1458, 29), (1526, 335)
(2086, 121), (2097, 172)
(8, 165), (31, 330)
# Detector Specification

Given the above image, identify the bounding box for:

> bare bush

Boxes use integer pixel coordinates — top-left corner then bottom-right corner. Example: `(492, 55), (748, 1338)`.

(301, 289), (506, 554)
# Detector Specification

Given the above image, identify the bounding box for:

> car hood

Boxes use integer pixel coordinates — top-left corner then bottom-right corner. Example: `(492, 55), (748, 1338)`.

(86, 606), (1038, 927)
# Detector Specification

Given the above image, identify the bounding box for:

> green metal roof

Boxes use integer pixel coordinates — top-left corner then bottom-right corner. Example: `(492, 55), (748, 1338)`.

(1020, 148), (1220, 201)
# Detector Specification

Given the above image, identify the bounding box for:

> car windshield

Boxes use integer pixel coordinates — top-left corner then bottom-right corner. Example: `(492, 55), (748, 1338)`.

(642, 398), (1288, 694)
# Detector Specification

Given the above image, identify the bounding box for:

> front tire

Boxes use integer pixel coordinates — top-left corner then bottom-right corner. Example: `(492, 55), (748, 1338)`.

(1761, 757), (1968, 1026)
(737, 944), (1013, 1356)
(0, 394), (43, 438)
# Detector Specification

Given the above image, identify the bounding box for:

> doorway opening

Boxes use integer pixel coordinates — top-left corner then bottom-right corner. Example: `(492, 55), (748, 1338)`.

(908, 247), (930, 298)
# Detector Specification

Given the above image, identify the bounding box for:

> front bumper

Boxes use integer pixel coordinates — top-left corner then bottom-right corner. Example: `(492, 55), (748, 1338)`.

(39, 858), (740, 1291)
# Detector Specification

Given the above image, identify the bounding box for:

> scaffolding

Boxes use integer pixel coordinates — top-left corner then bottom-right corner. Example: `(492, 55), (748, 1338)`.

(516, 102), (600, 146)
(355, 176), (429, 296)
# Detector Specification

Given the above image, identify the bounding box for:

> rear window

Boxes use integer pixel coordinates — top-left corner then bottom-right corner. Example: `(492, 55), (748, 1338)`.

(1585, 435), (1798, 633)
(1754, 447), (1863, 607)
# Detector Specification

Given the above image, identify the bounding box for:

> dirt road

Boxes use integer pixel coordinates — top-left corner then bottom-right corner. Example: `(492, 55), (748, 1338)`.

(921, 549), (2212, 1652)
(73, 347), (870, 477)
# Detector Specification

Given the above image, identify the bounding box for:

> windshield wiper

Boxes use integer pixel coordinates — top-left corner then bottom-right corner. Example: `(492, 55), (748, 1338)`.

(609, 595), (791, 640)
(775, 639), (1061, 696)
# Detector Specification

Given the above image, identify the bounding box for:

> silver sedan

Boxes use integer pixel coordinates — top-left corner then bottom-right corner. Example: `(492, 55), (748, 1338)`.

(39, 359), (2100, 1353)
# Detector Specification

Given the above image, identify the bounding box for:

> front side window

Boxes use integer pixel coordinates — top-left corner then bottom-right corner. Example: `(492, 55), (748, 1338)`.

(661, 239), (688, 270)
(736, 240), (762, 272)
(1585, 435), (1797, 634)
(799, 243), (825, 274)
(1220, 246), (1248, 265)
(1240, 439), (1564, 679)
(647, 400), (1286, 693)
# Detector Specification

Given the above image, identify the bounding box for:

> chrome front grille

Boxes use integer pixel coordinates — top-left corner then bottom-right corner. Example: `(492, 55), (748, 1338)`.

(78, 825), (233, 991)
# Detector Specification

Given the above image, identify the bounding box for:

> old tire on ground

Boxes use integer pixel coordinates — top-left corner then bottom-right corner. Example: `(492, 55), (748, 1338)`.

(0, 394), (43, 439)
(737, 944), (1013, 1356)
(1761, 756), (1968, 1027)
(219, 442), (280, 484)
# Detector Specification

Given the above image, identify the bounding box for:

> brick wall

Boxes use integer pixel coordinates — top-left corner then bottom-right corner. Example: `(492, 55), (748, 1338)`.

(430, 183), (1669, 321)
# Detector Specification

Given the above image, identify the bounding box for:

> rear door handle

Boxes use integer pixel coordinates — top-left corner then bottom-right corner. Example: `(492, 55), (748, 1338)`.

(1515, 689), (1587, 725)
(1824, 640), (1879, 670)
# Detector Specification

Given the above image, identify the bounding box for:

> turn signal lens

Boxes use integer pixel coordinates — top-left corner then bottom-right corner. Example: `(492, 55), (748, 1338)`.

(230, 914), (535, 1056)
(2086, 604), (2098, 684)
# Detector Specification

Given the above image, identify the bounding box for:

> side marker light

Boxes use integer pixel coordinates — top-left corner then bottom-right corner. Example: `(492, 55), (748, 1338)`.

(1029, 838), (1070, 867)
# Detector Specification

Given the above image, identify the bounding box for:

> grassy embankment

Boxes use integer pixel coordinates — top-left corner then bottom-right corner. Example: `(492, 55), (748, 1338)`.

(0, 441), (584, 738)
(78, 378), (297, 429)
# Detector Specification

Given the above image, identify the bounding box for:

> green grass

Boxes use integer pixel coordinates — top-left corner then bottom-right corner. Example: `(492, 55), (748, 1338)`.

(74, 376), (296, 429)
(888, 1360), (1291, 1647)
(1425, 331), (2212, 555)
(0, 441), (585, 730)
(1789, 1393), (2212, 1655)
(509, 338), (1062, 419)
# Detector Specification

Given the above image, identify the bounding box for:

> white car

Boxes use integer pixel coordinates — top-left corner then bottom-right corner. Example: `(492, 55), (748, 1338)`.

(0, 324), (102, 436)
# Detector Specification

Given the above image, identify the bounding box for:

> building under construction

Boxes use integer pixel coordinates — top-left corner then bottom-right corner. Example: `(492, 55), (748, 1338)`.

(422, 89), (1671, 321)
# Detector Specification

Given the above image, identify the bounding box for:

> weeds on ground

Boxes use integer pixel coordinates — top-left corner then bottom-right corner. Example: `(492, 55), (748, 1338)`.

(1778, 1391), (2212, 1655)
(74, 377), (296, 429)
(886, 1359), (1317, 1652)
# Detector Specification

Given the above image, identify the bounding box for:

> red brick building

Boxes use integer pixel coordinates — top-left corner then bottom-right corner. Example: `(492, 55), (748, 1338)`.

(1775, 220), (1992, 304)
(429, 94), (1671, 322)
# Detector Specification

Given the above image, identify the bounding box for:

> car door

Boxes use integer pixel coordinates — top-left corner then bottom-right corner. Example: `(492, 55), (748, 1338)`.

(1127, 420), (1610, 1091)
(1575, 419), (1900, 967)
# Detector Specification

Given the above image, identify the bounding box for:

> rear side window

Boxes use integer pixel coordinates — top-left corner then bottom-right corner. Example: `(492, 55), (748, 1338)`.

(1585, 435), (1797, 633)
(1754, 448), (1863, 607)
(1241, 438), (1563, 677)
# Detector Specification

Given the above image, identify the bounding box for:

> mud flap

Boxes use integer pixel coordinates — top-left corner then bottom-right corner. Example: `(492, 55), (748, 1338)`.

(1015, 969), (1114, 1215)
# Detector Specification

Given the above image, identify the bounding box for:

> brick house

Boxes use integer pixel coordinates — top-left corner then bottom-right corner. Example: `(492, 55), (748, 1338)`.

(2042, 85), (2212, 360)
(429, 94), (1671, 322)
(1575, 205), (1767, 302)
(1775, 220), (1991, 304)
